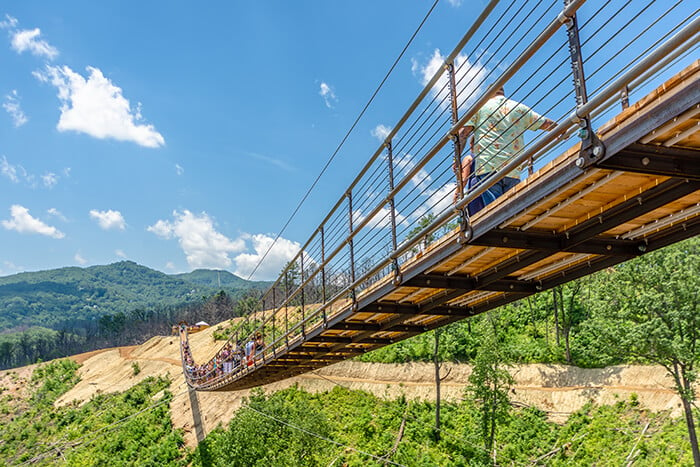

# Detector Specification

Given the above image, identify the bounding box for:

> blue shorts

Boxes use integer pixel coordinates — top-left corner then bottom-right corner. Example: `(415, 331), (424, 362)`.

(466, 164), (519, 216)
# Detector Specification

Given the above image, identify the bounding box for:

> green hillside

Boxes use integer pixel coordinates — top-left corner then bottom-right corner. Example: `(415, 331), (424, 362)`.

(0, 261), (268, 332)
(173, 269), (269, 291)
(1, 359), (696, 466)
(0, 261), (271, 369)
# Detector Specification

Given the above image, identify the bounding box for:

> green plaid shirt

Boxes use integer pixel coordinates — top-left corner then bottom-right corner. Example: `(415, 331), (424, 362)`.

(467, 95), (548, 178)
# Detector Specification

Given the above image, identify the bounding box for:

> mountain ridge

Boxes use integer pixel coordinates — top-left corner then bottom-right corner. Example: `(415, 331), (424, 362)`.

(0, 260), (270, 332)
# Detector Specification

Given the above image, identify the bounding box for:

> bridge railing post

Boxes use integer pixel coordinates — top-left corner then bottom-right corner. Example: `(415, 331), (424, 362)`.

(320, 225), (327, 327)
(347, 190), (357, 309)
(285, 270), (289, 348)
(563, 0), (605, 168)
(446, 60), (473, 244)
(261, 295), (266, 358)
(386, 140), (402, 286)
(446, 60), (466, 203)
(272, 286), (276, 357)
(300, 254), (305, 337)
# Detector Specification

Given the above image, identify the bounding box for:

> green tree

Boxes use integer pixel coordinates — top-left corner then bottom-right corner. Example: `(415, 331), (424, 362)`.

(407, 213), (437, 255)
(235, 291), (262, 317)
(466, 315), (514, 461)
(586, 237), (700, 466)
(432, 328), (451, 442)
(191, 387), (330, 466)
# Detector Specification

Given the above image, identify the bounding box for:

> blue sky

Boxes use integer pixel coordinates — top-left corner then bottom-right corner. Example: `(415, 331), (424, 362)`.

(0, 1), (695, 281)
(1, 1), (482, 280)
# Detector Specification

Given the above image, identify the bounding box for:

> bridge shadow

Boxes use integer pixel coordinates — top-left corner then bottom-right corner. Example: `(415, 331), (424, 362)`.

(188, 387), (214, 465)
(535, 364), (625, 402)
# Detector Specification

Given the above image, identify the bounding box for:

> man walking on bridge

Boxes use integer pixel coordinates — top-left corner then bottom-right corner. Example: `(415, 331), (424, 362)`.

(455, 87), (555, 215)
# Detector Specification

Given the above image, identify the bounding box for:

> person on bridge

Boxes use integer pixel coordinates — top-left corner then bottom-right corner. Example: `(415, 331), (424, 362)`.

(454, 86), (556, 215)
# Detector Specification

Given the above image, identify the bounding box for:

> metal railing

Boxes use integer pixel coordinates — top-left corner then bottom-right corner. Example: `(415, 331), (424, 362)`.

(184, 0), (699, 390)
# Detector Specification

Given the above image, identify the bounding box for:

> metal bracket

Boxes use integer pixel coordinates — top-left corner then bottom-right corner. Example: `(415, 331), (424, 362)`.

(574, 118), (606, 168)
(391, 258), (402, 286)
(620, 85), (630, 110)
(457, 208), (473, 244)
(451, 133), (466, 201)
(563, 3), (606, 169)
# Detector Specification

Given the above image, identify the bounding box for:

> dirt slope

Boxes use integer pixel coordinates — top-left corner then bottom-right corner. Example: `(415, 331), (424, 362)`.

(0, 322), (689, 448)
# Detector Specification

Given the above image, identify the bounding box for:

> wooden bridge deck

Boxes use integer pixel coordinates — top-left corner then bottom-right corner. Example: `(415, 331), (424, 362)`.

(203, 61), (700, 391)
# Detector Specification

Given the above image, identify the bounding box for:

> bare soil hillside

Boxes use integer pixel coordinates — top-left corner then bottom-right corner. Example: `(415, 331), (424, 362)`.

(0, 321), (690, 448)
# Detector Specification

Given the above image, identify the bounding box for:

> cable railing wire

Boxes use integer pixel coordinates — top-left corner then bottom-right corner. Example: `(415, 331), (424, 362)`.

(587, 6), (697, 97)
(583, 1), (684, 85)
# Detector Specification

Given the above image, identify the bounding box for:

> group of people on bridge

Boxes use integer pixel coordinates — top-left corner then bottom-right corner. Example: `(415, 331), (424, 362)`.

(179, 324), (265, 384)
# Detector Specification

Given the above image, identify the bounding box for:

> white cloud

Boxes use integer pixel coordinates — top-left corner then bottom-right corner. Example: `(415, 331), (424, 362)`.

(148, 219), (172, 238)
(47, 208), (67, 221)
(233, 233), (300, 281)
(0, 260), (23, 276)
(319, 82), (337, 109)
(2, 204), (64, 238)
(1, 156), (19, 182)
(415, 49), (488, 113)
(425, 183), (459, 218)
(74, 252), (88, 265)
(407, 47), (492, 220)
(371, 124), (392, 141)
(34, 65), (165, 148)
(3, 90), (28, 127)
(447, 0), (462, 6)
(0, 156), (65, 188)
(175, 163), (184, 175)
(0, 15), (18, 29)
(165, 261), (176, 271)
(115, 249), (127, 258)
(0, 260), (22, 277)
(353, 206), (407, 231)
(395, 154), (432, 192)
(42, 172), (58, 188)
(148, 210), (246, 269)
(248, 152), (295, 172)
(89, 209), (126, 231)
(11, 27), (58, 59)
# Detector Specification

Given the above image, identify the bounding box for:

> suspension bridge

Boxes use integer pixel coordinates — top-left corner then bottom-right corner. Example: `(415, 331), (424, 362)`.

(181, 0), (700, 392)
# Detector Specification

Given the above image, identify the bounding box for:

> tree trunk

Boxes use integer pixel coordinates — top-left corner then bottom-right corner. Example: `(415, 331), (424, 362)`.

(488, 394), (496, 453)
(682, 396), (700, 466)
(434, 329), (441, 442)
(562, 288), (572, 363)
(564, 328), (572, 364)
(681, 373), (700, 467)
(527, 296), (537, 337)
(552, 288), (561, 346)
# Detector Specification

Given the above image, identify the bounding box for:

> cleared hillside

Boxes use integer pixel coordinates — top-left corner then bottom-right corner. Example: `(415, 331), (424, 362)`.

(0, 321), (688, 448)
